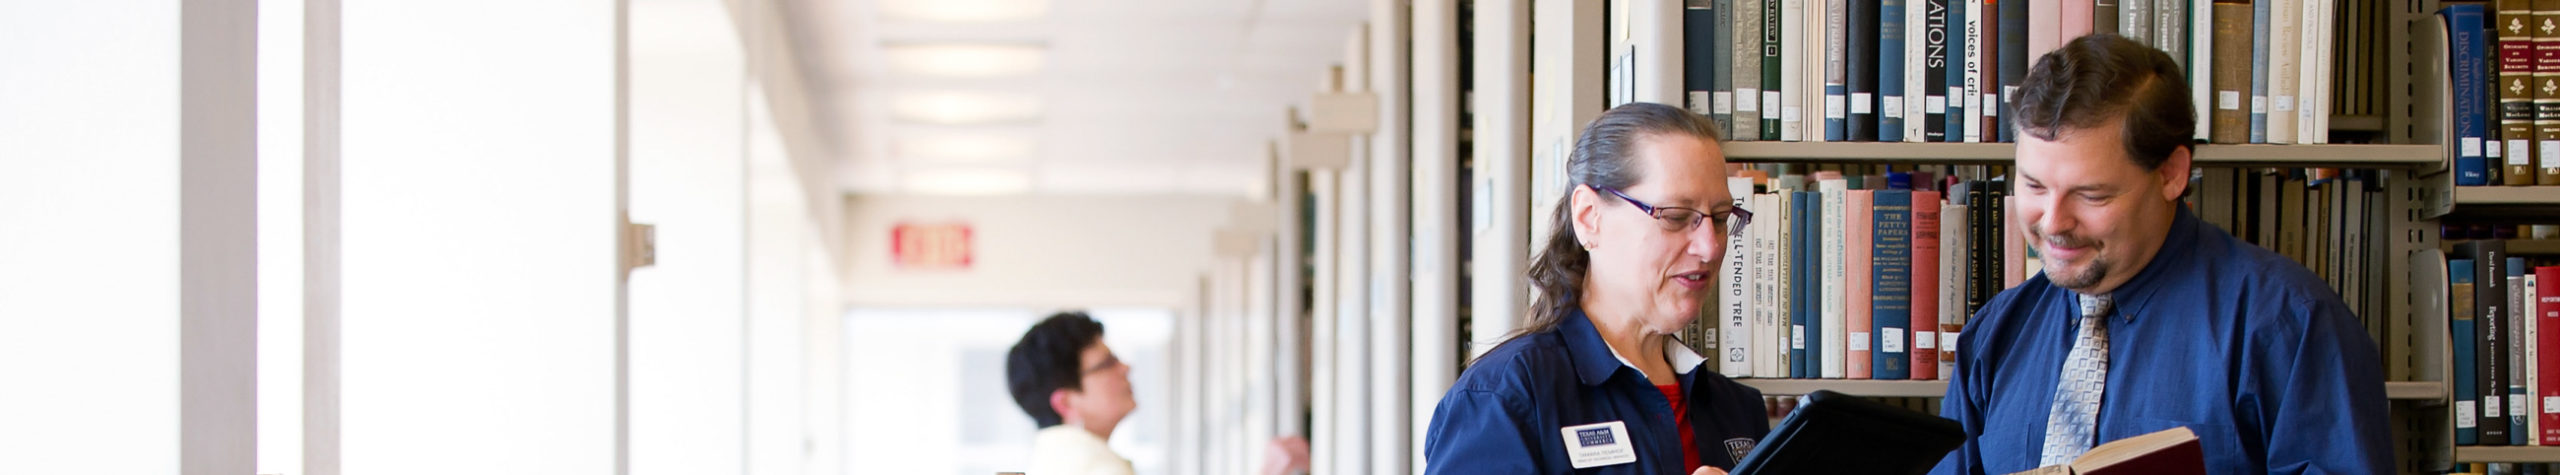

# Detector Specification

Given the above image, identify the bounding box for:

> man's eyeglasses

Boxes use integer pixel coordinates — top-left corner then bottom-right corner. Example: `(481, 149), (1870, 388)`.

(1596, 186), (1754, 239)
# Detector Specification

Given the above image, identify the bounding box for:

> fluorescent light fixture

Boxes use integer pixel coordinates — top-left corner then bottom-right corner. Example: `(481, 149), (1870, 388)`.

(890, 91), (1042, 125)
(896, 134), (1037, 163)
(905, 167), (1032, 195)
(884, 42), (1046, 78)
(878, 0), (1049, 23)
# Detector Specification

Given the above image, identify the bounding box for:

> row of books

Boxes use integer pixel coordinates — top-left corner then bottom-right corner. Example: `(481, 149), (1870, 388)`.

(1697, 167), (2027, 380)
(1673, 0), (2341, 144)
(2442, 240), (2560, 446)
(2453, 463), (2560, 475)
(2442, 2), (2560, 187)
(2184, 169), (2399, 349)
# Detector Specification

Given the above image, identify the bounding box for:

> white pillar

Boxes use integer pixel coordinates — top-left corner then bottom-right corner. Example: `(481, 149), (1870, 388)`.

(1632, 0), (1685, 104)
(1274, 170), (1307, 441)
(1529, 0), (1607, 237)
(1407, 0), (1460, 471)
(1178, 275), (1208, 475)
(1471, 0), (1534, 358)
(629, 1), (750, 474)
(181, 1), (263, 473)
(301, 1), (346, 473)
(1332, 25), (1375, 475)
(1366, 0), (1414, 472)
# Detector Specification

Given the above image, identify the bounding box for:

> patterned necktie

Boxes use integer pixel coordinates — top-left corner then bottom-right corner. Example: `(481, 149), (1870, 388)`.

(2039, 293), (2115, 466)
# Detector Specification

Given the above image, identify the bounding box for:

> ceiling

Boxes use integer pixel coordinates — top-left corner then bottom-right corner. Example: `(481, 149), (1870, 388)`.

(782, 0), (1373, 197)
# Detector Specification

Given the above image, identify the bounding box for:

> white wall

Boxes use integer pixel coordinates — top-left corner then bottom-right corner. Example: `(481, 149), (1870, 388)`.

(840, 195), (1235, 308)
(630, 1), (751, 474)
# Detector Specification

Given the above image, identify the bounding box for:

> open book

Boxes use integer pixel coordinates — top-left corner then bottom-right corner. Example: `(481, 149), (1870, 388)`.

(2005, 426), (2204, 475)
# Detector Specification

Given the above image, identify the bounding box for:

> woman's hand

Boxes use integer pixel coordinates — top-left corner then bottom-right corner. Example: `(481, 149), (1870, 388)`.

(1692, 467), (1729, 475)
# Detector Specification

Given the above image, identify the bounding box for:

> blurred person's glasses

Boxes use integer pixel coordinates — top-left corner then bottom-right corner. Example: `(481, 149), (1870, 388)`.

(1084, 352), (1124, 375)
(1597, 186), (1752, 240)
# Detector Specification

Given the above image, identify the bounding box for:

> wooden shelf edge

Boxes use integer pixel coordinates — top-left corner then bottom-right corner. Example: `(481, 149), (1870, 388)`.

(2454, 446), (2560, 463)
(2386, 381), (2446, 401)
(2453, 186), (2560, 206)
(1734, 379), (1948, 398)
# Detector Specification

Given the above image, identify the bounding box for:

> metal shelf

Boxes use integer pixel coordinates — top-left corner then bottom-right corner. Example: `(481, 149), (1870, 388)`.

(1736, 379), (2445, 400)
(2454, 186), (2560, 206)
(2454, 446), (2560, 463)
(2509, 240), (2560, 256)
(1722, 142), (2440, 168)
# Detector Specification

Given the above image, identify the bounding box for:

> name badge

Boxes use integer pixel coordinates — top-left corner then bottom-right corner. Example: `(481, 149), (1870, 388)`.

(1560, 420), (1638, 469)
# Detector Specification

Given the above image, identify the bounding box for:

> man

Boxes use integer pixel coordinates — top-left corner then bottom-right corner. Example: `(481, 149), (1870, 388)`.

(1008, 312), (1138, 475)
(1931, 35), (2390, 474)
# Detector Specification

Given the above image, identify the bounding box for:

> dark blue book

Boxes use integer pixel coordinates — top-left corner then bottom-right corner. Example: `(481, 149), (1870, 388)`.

(1923, 0), (1950, 141)
(1687, 1), (1724, 130)
(1880, 0), (1908, 142)
(1997, 0), (2024, 142)
(2454, 258), (2481, 445)
(1871, 189), (1914, 380)
(2450, 4), (2493, 185)
(1792, 190), (1816, 377)
(1943, 0), (1967, 142)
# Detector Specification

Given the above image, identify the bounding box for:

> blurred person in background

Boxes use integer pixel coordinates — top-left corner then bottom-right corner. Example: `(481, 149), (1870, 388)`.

(1006, 311), (1312, 475)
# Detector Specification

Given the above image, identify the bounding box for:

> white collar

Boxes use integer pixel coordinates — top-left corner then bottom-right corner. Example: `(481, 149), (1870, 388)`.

(1607, 335), (1707, 381)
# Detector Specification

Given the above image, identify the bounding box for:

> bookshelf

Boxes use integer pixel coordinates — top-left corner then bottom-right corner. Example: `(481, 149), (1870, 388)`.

(1725, 142), (2442, 167)
(1738, 378), (2448, 400)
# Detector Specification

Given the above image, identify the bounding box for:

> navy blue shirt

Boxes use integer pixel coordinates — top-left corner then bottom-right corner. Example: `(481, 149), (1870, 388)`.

(1931, 206), (2391, 475)
(1424, 308), (1769, 474)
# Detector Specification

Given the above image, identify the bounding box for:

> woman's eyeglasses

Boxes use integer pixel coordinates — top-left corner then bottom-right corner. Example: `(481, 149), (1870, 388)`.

(1596, 186), (1754, 239)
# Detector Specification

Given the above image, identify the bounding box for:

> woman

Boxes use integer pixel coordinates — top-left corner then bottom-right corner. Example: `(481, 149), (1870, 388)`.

(1423, 102), (1768, 475)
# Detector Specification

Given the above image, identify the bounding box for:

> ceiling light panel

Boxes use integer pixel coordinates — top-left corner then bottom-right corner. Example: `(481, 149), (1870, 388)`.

(883, 42), (1047, 78)
(890, 91), (1043, 125)
(904, 166), (1033, 195)
(896, 134), (1037, 163)
(878, 0), (1050, 23)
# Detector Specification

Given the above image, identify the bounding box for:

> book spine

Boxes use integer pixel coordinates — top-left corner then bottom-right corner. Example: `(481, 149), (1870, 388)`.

(1822, 180), (1848, 378)
(1882, 0), (1909, 142)
(2457, 256), (2478, 444)
(2507, 0), (2543, 186)
(1912, 191), (1941, 381)
(1926, 0), (1952, 141)
(1737, 0), (1764, 140)
(2536, 265), (2560, 445)
(2095, 0), (2119, 34)
(2172, 0), (2201, 141)
(1965, 0), (1987, 142)
(1765, 0), (1787, 140)
(1985, 177), (2009, 292)
(2455, 4), (2494, 186)
(2472, 239), (2514, 444)
(2267, 0), (2297, 144)
(1758, 192), (1783, 376)
(1940, 202), (1967, 379)
(1848, 189), (1875, 379)
(2249, 0), (2270, 143)
(1792, 190), (1815, 377)
(2210, 1), (2252, 144)
(2062, 0), (2093, 37)
(2528, 269), (2545, 444)
(1873, 189), (1913, 380)
(1964, 181), (1989, 314)
(1688, 1), (1722, 128)
(1999, 0), (2027, 142)
(1948, 0), (1971, 141)
(2511, 257), (2531, 445)
(2301, 0), (2327, 144)
(1723, 178), (1755, 377)
(1906, 0), (1930, 141)
(1980, 0), (2001, 140)
(2458, 258), (2482, 446)
(1785, 0), (1810, 141)
(1823, 0), (1850, 141)
(2536, 0), (2560, 185)
(2125, 0), (2153, 45)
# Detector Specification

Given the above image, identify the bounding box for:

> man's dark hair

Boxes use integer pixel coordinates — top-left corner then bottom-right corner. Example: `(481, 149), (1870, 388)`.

(1006, 311), (1105, 428)
(2012, 33), (2196, 171)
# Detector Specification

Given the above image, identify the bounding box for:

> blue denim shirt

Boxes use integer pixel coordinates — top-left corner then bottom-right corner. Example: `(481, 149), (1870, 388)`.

(1424, 308), (1770, 474)
(1931, 206), (2392, 475)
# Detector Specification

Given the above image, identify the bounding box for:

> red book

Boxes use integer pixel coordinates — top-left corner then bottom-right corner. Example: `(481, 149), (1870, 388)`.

(1912, 191), (1942, 380)
(2538, 266), (2560, 445)
(1848, 190), (1875, 379)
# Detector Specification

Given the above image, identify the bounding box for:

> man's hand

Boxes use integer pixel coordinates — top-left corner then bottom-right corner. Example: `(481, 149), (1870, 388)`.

(1261, 436), (1310, 475)
(1693, 467), (1730, 475)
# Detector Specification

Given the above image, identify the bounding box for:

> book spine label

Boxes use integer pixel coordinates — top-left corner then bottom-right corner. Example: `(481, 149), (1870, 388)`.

(1873, 190), (1914, 380)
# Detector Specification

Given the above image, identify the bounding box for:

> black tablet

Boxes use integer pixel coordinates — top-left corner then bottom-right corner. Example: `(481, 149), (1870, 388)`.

(1731, 390), (1968, 475)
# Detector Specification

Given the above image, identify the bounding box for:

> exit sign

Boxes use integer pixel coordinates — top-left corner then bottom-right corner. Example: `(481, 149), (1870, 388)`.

(892, 223), (972, 269)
